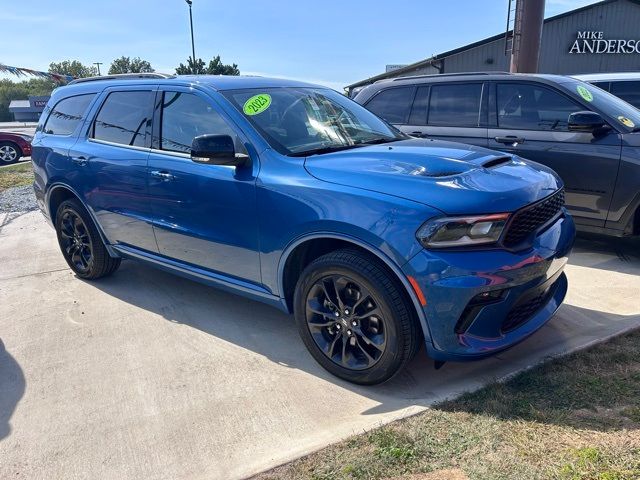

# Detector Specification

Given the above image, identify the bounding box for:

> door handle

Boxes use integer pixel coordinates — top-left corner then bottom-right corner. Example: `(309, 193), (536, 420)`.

(150, 170), (175, 181)
(71, 156), (88, 166)
(494, 136), (525, 146)
(411, 131), (428, 138)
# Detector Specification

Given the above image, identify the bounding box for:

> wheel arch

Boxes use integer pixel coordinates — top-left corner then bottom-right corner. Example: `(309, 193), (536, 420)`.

(46, 183), (117, 257)
(277, 233), (432, 345)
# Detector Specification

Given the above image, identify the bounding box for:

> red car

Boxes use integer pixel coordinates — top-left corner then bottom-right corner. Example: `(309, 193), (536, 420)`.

(0, 132), (32, 164)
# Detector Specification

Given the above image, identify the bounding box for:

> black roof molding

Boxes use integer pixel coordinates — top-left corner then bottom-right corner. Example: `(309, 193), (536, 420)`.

(67, 73), (175, 85)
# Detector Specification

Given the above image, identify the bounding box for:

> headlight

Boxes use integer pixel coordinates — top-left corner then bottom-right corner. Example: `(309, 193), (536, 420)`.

(416, 213), (510, 248)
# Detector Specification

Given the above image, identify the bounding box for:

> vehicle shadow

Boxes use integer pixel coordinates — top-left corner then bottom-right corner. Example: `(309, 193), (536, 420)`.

(85, 245), (640, 431)
(0, 339), (25, 441)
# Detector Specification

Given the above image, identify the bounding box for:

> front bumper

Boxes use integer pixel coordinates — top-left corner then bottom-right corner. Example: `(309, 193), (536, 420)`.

(403, 212), (575, 361)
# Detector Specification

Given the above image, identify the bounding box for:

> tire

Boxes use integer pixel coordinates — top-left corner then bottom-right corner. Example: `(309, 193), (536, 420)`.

(0, 142), (21, 164)
(55, 198), (121, 279)
(294, 249), (421, 385)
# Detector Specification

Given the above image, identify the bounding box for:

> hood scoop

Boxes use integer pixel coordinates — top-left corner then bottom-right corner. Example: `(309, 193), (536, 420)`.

(366, 161), (472, 178)
(482, 156), (512, 169)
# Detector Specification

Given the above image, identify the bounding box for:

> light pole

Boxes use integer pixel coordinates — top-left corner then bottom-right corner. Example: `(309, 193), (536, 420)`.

(185, 0), (196, 71)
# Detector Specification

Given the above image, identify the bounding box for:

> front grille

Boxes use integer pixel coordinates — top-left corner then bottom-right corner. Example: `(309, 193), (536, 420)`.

(503, 189), (565, 247)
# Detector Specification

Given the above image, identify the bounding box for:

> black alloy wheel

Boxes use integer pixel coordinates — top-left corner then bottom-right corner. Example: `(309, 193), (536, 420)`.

(59, 208), (94, 274)
(305, 274), (387, 370)
(55, 198), (121, 279)
(294, 249), (421, 385)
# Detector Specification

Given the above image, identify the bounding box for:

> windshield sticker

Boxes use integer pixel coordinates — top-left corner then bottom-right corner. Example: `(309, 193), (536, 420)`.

(618, 116), (636, 128)
(243, 94), (272, 115)
(576, 85), (594, 102)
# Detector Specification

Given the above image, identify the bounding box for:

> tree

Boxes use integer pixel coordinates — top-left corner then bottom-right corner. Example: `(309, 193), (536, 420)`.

(48, 60), (98, 78)
(108, 56), (155, 75)
(175, 55), (240, 75)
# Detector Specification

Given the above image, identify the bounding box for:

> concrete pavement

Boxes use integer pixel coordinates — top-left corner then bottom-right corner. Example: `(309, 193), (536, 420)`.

(1, 211), (639, 479)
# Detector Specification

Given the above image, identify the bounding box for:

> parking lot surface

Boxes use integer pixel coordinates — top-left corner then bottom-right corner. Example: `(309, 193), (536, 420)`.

(1, 211), (639, 479)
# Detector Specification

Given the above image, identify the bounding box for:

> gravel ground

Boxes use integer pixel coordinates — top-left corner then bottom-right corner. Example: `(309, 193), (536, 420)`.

(0, 185), (38, 213)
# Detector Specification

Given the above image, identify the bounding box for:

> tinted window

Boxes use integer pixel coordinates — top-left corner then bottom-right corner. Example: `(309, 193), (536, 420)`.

(497, 83), (581, 131)
(408, 86), (430, 125)
(428, 83), (482, 126)
(365, 87), (414, 124)
(93, 91), (153, 147)
(43, 94), (95, 135)
(610, 81), (640, 109)
(160, 92), (245, 154)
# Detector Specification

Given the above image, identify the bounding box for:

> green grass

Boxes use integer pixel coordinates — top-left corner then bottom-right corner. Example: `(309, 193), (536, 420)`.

(255, 330), (640, 480)
(0, 161), (34, 192)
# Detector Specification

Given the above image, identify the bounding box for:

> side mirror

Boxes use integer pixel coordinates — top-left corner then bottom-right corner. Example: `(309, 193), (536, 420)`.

(191, 134), (247, 166)
(568, 111), (608, 134)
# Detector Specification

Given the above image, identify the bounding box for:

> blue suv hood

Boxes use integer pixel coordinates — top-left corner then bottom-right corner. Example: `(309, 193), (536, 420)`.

(304, 139), (562, 215)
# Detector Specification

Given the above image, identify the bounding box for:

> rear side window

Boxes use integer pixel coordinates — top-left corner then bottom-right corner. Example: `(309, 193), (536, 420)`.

(497, 83), (581, 131)
(159, 91), (246, 154)
(610, 81), (640, 109)
(42, 94), (95, 135)
(93, 91), (153, 147)
(365, 87), (414, 124)
(428, 83), (482, 126)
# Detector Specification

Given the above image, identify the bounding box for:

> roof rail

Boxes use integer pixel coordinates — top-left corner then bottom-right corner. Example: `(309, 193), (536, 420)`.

(67, 73), (175, 85)
(389, 71), (512, 82)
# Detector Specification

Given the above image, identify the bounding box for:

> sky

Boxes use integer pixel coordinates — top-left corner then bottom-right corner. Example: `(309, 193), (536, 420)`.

(1, 0), (601, 90)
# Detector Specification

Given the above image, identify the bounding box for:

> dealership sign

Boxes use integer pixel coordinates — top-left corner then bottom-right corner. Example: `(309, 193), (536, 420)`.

(569, 31), (640, 54)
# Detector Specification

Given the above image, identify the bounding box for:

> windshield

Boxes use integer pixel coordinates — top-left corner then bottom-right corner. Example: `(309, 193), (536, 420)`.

(222, 87), (406, 156)
(560, 79), (640, 132)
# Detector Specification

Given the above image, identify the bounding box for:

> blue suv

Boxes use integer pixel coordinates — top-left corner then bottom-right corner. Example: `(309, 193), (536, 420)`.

(32, 74), (575, 384)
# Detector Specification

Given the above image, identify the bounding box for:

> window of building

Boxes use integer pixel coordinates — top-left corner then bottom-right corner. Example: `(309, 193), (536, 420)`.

(159, 92), (245, 154)
(42, 94), (95, 136)
(428, 83), (482, 126)
(365, 87), (414, 124)
(497, 83), (582, 131)
(93, 91), (153, 147)
(610, 81), (640, 109)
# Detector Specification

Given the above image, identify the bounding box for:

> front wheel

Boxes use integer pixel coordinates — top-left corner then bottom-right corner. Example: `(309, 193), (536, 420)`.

(294, 249), (421, 385)
(55, 198), (121, 279)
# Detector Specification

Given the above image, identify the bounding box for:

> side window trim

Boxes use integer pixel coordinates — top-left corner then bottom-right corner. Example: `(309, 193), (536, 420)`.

(495, 81), (584, 132)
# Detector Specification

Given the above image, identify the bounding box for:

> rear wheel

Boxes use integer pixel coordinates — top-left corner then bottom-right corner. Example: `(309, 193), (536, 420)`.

(0, 142), (21, 164)
(294, 249), (420, 385)
(55, 199), (121, 279)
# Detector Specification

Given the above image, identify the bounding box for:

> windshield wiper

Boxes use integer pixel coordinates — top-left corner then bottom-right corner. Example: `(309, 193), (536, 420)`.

(288, 144), (363, 157)
(288, 137), (404, 157)
(356, 137), (404, 146)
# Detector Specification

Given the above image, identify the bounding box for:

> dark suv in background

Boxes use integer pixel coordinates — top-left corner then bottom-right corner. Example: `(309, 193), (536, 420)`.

(355, 73), (640, 238)
(574, 72), (640, 109)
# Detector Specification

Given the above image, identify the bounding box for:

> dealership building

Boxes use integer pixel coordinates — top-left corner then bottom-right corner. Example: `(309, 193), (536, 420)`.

(8, 95), (50, 122)
(347, 0), (640, 96)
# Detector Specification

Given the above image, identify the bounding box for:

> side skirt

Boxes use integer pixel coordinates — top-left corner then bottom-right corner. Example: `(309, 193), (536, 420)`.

(112, 244), (289, 313)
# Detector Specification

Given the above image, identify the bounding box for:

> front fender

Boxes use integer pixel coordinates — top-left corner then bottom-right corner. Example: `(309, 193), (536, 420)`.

(276, 231), (434, 348)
